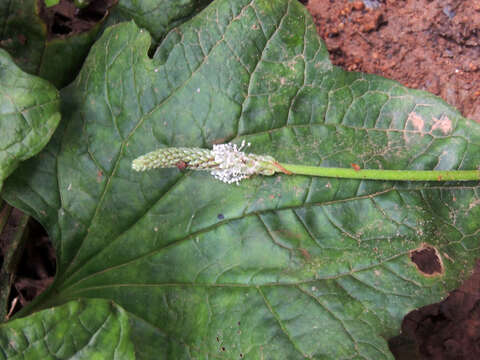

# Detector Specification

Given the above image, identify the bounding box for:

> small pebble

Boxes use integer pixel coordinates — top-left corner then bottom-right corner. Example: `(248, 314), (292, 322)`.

(352, 1), (365, 11)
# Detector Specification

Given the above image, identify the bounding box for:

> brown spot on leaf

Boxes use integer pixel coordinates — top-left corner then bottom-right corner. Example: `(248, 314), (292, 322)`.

(407, 112), (425, 133)
(443, 252), (455, 263)
(298, 248), (311, 262)
(176, 161), (188, 170)
(212, 137), (229, 145)
(410, 244), (444, 276)
(468, 199), (480, 210)
(431, 115), (453, 135)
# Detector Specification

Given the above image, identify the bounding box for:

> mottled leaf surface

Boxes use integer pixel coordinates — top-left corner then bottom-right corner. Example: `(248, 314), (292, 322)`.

(0, 299), (135, 359)
(2, 0), (480, 359)
(0, 0), (212, 88)
(105, 0), (212, 41)
(0, 49), (60, 190)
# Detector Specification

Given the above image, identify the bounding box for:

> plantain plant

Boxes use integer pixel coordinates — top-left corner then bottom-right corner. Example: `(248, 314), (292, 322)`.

(0, 0), (479, 359)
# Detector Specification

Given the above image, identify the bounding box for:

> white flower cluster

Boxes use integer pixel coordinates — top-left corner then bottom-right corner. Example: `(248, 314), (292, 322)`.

(210, 140), (256, 184)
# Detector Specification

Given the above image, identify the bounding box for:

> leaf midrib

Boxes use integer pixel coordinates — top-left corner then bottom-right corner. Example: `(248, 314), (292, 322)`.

(58, 184), (396, 289)
(57, 0), (297, 284)
(57, 174), (480, 295)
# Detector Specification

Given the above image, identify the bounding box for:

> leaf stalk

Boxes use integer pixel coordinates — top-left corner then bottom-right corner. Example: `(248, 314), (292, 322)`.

(278, 163), (480, 182)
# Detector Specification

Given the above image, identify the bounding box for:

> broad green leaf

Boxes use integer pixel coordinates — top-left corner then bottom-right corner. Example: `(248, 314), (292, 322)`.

(0, 0), (211, 88)
(0, 49), (60, 191)
(2, 0), (480, 358)
(0, 0), (106, 87)
(0, 299), (135, 359)
(105, 0), (212, 41)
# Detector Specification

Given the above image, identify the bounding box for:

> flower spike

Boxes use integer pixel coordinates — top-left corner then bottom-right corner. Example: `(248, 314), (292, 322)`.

(132, 141), (279, 184)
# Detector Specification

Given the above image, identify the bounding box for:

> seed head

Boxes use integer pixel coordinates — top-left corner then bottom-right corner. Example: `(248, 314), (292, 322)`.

(132, 141), (278, 184)
(132, 147), (217, 171)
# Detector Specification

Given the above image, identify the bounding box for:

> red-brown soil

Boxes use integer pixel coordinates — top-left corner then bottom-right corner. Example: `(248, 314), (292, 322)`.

(307, 0), (480, 122)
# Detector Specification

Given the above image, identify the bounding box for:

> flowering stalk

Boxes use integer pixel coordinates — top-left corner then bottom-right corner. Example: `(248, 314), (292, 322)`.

(132, 142), (480, 184)
(132, 141), (279, 184)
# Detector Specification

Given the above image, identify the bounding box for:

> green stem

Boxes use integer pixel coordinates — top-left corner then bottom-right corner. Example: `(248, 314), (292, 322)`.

(279, 163), (480, 182)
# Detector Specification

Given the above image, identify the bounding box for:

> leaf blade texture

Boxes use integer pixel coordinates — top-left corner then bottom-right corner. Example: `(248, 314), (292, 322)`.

(0, 49), (60, 190)
(0, 299), (135, 359)
(2, 0), (480, 358)
(0, 0), (211, 88)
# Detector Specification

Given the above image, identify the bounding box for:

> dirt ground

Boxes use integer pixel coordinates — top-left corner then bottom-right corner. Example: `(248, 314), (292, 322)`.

(305, 0), (480, 358)
(38, 0), (116, 38)
(307, 0), (480, 123)
(401, 261), (480, 359)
